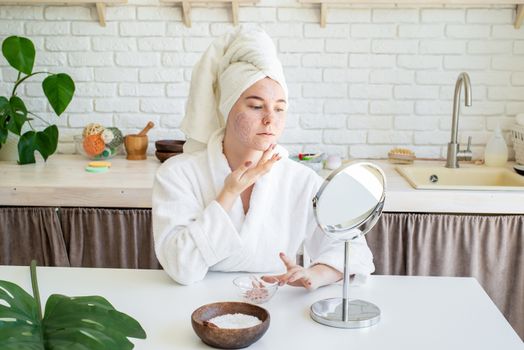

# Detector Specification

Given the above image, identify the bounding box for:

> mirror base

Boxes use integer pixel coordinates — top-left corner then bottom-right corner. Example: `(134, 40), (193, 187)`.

(310, 298), (380, 329)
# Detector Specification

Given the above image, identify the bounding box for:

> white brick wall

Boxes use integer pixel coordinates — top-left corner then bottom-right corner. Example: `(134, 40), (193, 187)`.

(1, 1), (524, 159)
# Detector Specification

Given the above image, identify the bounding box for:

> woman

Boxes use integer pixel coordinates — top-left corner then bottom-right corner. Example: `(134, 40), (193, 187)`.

(152, 27), (374, 288)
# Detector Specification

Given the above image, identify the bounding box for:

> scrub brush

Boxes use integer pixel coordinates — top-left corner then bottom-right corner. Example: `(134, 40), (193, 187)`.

(388, 148), (415, 164)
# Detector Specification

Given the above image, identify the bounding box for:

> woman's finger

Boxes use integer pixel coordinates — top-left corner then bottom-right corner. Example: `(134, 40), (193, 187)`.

(287, 269), (307, 283)
(300, 275), (313, 288)
(260, 154), (281, 174)
(250, 152), (279, 175)
(279, 252), (296, 269)
(234, 160), (252, 176)
(257, 143), (276, 165)
(276, 266), (302, 286)
(287, 271), (313, 289)
(261, 275), (280, 284)
(241, 154), (280, 183)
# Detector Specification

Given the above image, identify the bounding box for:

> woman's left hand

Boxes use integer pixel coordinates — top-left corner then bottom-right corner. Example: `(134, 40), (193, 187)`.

(262, 252), (343, 291)
(261, 253), (317, 290)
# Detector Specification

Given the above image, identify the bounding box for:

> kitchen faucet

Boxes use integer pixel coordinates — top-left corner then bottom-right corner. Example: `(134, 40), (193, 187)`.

(446, 72), (473, 168)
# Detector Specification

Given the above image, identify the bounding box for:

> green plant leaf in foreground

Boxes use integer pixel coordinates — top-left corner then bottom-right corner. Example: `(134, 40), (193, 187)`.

(1, 36), (35, 75)
(42, 73), (75, 116)
(0, 277), (146, 350)
(17, 125), (59, 164)
(0, 280), (43, 350)
(43, 295), (147, 349)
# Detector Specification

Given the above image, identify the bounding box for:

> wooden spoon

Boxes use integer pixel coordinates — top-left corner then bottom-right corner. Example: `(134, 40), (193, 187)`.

(137, 121), (154, 136)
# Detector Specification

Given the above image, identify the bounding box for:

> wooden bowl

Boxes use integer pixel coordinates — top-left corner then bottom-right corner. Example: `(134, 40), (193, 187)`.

(191, 302), (270, 349)
(155, 150), (181, 163)
(155, 139), (185, 153)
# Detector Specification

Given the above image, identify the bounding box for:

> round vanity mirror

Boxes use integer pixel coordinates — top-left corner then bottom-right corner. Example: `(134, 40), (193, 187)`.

(310, 161), (386, 329)
(313, 162), (385, 241)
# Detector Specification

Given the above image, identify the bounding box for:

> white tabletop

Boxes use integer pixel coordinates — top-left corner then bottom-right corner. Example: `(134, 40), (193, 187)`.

(0, 266), (521, 349)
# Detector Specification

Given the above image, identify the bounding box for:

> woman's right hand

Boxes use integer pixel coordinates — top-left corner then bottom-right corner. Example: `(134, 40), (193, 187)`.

(217, 144), (281, 210)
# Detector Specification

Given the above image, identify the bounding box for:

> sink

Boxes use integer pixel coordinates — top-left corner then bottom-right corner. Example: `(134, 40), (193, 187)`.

(396, 165), (524, 191)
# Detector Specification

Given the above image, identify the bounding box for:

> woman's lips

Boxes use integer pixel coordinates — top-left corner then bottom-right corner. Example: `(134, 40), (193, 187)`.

(257, 133), (274, 136)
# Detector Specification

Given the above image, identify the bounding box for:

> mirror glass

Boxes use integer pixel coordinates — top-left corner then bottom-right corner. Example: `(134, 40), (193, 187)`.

(314, 162), (386, 241)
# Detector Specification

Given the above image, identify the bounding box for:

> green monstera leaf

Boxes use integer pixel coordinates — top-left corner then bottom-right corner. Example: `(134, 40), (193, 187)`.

(42, 295), (146, 349)
(6, 96), (28, 136)
(1, 36), (35, 75)
(0, 97), (9, 145)
(0, 96), (9, 114)
(17, 125), (58, 164)
(42, 73), (75, 116)
(0, 280), (42, 350)
(0, 262), (146, 350)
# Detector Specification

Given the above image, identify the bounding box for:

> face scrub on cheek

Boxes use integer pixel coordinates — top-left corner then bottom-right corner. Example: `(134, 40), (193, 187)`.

(232, 112), (254, 144)
(232, 112), (272, 150)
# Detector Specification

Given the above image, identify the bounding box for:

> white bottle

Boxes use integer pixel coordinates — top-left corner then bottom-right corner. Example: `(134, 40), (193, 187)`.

(484, 124), (508, 167)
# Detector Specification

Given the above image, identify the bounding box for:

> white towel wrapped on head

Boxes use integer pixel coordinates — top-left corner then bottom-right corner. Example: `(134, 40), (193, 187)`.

(180, 26), (288, 153)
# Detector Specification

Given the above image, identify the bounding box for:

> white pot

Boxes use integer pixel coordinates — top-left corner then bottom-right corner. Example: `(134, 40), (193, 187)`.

(0, 132), (19, 161)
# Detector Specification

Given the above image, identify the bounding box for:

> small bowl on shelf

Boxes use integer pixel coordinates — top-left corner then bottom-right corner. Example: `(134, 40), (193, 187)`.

(74, 135), (123, 160)
(155, 139), (185, 153)
(232, 276), (278, 305)
(191, 301), (270, 349)
(154, 139), (185, 163)
(155, 150), (181, 163)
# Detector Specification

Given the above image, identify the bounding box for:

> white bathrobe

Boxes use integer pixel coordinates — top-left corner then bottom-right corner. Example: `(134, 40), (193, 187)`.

(153, 129), (375, 285)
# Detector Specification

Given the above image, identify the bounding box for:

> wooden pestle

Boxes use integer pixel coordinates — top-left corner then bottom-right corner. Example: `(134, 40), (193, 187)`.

(137, 121), (154, 136)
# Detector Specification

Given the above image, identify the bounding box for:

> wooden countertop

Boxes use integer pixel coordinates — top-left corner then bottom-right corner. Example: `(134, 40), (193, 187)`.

(1, 155), (523, 214)
(0, 155), (158, 208)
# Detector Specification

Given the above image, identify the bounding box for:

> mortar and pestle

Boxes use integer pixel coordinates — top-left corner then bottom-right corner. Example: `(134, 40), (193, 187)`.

(124, 121), (154, 160)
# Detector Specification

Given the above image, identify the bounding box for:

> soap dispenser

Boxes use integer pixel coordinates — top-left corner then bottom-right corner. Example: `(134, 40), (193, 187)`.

(484, 124), (508, 167)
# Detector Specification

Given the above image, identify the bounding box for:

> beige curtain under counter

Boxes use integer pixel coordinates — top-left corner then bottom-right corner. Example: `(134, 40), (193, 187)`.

(0, 206), (70, 267)
(59, 207), (160, 269)
(366, 213), (524, 340)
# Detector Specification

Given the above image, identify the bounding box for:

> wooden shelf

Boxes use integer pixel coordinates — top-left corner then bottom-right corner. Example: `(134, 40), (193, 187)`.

(0, 0), (127, 26)
(299, 0), (524, 28)
(159, 0), (259, 27)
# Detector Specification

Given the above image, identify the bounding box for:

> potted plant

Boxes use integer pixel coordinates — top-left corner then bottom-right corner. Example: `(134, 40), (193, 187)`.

(0, 261), (147, 349)
(0, 35), (75, 164)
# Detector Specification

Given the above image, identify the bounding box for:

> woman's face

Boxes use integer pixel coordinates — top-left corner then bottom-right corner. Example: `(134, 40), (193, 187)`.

(226, 78), (287, 151)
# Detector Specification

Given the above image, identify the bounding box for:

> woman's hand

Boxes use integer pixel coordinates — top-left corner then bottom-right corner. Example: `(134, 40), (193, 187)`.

(217, 144), (281, 211)
(262, 252), (342, 291)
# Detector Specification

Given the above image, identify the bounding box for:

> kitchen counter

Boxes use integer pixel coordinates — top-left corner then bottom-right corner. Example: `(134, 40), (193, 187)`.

(0, 155), (158, 208)
(0, 266), (521, 350)
(1, 154), (523, 213)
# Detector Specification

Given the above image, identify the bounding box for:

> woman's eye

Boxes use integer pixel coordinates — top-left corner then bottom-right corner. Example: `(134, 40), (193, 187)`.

(250, 105), (263, 110)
